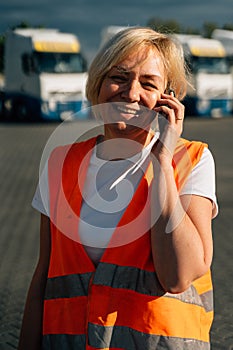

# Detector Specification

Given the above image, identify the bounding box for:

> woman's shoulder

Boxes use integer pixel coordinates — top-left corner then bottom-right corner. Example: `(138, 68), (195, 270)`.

(49, 136), (98, 162)
(178, 137), (208, 149)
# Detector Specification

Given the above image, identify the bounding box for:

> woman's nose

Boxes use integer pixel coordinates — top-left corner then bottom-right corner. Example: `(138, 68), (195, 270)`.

(121, 80), (141, 102)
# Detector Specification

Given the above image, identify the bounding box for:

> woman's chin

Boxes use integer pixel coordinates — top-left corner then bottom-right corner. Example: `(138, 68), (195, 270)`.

(116, 121), (127, 130)
(110, 121), (149, 135)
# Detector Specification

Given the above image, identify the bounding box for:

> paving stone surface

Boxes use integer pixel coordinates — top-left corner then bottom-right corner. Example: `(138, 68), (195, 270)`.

(0, 118), (232, 349)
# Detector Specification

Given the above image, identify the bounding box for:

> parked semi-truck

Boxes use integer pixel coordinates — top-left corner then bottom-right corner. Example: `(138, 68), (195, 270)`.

(0, 28), (89, 122)
(174, 34), (233, 117)
(212, 28), (233, 69)
(100, 26), (233, 117)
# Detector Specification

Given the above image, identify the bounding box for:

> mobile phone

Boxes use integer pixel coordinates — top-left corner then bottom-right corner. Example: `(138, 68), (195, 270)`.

(167, 88), (175, 97)
(150, 88), (176, 132)
(153, 88), (176, 132)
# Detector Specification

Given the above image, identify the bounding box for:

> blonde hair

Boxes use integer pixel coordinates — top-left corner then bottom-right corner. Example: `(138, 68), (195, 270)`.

(86, 26), (189, 105)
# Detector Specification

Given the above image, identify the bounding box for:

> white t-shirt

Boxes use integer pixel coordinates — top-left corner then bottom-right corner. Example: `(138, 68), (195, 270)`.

(32, 139), (218, 265)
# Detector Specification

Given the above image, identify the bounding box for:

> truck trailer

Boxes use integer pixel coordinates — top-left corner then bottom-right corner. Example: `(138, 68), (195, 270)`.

(100, 26), (233, 117)
(174, 34), (233, 117)
(212, 29), (233, 69)
(1, 28), (89, 122)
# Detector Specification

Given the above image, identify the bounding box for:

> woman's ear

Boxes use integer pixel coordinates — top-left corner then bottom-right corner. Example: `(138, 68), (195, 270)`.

(169, 89), (175, 97)
(164, 87), (176, 97)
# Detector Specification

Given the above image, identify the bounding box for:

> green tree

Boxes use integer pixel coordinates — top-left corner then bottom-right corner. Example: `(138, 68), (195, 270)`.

(147, 17), (181, 34)
(0, 22), (45, 73)
(185, 27), (201, 35)
(222, 23), (233, 31)
(0, 34), (5, 73)
(147, 17), (202, 35)
(11, 21), (31, 30)
(202, 21), (218, 38)
(10, 21), (44, 31)
(0, 22), (31, 73)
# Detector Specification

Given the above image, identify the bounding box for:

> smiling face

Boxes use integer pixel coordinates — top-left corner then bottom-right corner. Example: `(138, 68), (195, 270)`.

(97, 46), (166, 139)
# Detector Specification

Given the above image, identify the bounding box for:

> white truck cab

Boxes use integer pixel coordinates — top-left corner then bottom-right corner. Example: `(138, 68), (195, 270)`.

(174, 34), (233, 117)
(3, 28), (89, 121)
(99, 27), (233, 118)
(212, 29), (233, 70)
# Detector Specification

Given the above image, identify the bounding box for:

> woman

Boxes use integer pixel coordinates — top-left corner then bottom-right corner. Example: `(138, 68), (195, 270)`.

(18, 27), (218, 350)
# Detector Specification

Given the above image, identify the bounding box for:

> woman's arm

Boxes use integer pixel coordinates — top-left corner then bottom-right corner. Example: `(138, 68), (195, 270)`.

(151, 93), (214, 293)
(150, 160), (213, 293)
(18, 214), (51, 350)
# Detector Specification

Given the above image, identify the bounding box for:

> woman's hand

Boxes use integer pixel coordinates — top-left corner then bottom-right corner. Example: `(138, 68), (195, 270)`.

(151, 92), (185, 164)
(18, 214), (51, 350)
(149, 95), (213, 293)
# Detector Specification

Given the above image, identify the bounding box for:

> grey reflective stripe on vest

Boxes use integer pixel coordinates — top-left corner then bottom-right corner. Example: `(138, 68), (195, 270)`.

(44, 263), (213, 312)
(88, 323), (210, 350)
(199, 290), (214, 312)
(93, 262), (213, 311)
(44, 272), (92, 299)
(42, 334), (86, 350)
(165, 287), (213, 312)
(93, 262), (165, 296)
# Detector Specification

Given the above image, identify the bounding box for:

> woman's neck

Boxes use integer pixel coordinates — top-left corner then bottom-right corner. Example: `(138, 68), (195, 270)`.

(96, 127), (154, 160)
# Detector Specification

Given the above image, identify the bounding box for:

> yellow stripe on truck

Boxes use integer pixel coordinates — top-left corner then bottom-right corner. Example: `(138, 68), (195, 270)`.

(34, 40), (80, 53)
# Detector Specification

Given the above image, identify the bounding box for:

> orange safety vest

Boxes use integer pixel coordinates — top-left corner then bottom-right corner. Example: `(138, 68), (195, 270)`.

(43, 136), (213, 350)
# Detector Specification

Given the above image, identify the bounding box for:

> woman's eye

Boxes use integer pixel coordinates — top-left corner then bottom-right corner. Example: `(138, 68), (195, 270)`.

(142, 82), (158, 89)
(110, 75), (127, 82)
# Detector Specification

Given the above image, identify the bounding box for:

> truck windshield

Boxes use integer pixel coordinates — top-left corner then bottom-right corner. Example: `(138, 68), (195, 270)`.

(189, 56), (230, 74)
(33, 52), (87, 73)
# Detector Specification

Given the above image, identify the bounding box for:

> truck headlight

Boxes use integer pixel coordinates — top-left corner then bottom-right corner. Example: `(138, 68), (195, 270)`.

(197, 99), (210, 113)
(48, 100), (56, 111)
(41, 101), (49, 114)
(226, 99), (233, 112)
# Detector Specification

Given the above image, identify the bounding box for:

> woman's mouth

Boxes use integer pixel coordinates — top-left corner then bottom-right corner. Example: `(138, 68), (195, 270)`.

(113, 103), (141, 120)
(98, 102), (155, 129)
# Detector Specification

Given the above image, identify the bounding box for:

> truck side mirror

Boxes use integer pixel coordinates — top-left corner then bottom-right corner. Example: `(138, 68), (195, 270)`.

(81, 56), (88, 72)
(22, 53), (34, 75)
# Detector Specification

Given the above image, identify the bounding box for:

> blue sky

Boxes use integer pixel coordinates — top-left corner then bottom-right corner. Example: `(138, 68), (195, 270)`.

(0, 0), (232, 61)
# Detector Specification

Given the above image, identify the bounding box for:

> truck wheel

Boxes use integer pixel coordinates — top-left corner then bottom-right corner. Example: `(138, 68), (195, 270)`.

(0, 101), (3, 120)
(14, 102), (31, 122)
(0, 92), (4, 121)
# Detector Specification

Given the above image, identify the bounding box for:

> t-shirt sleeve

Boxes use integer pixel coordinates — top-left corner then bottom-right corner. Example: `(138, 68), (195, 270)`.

(31, 160), (50, 217)
(179, 147), (218, 218)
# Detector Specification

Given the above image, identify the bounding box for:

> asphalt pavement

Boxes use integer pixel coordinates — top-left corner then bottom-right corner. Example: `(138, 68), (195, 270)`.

(0, 117), (232, 349)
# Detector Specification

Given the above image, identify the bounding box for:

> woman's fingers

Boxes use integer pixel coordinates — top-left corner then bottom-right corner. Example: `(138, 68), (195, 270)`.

(151, 93), (185, 161)
(155, 93), (185, 123)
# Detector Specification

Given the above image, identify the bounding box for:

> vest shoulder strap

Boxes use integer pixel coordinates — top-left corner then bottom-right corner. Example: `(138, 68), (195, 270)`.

(173, 138), (208, 190)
